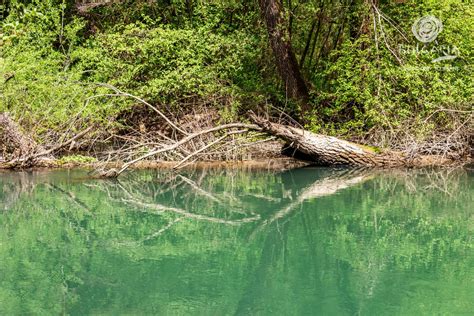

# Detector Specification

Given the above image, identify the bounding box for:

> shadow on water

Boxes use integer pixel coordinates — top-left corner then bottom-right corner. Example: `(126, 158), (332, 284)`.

(0, 167), (473, 315)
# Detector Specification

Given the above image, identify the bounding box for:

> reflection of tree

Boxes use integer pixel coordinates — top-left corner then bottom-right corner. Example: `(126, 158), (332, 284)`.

(253, 168), (374, 234)
(235, 221), (289, 315)
(111, 172), (263, 227)
(47, 183), (93, 214)
(121, 197), (260, 226)
(87, 168), (375, 242)
(0, 171), (45, 211)
(230, 167), (473, 315)
(235, 168), (375, 314)
(0, 168), (472, 315)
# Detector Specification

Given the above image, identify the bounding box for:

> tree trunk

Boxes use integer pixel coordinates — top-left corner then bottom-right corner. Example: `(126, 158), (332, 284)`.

(251, 116), (452, 167)
(258, 0), (309, 107)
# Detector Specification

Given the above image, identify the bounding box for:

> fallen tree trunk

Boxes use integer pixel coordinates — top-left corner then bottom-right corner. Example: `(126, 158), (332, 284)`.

(251, 116), (451, 167)
(93, 115), (454, 177)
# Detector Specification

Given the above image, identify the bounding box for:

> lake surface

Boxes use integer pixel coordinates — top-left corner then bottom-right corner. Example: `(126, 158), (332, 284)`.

(0, 167), (473, 315)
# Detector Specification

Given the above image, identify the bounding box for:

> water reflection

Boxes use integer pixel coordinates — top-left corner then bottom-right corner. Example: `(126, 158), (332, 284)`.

(0, 167), (473, 315)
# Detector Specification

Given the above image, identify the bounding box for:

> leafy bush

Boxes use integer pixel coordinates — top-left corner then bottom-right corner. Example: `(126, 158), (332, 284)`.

(303, 0), (473, 146)
(74, 24), (263, 106)
(1, 2), (266, 135)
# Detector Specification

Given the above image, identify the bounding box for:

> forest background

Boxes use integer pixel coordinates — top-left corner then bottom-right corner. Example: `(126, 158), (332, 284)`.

(0, 0), (472, 161)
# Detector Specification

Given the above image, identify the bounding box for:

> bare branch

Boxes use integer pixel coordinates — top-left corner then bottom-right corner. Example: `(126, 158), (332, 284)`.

(173, 129), (248, 169)
(93, 83), (188, 135)
(101, 123), (261, 177)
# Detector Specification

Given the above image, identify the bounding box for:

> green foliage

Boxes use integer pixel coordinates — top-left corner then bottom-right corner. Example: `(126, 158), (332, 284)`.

(0, 0), (472, 147)
(0, 0), (266, 133)
(74, 23), (262, 106)
(300, 0), (473, 141)
(0, 0), (119, 133)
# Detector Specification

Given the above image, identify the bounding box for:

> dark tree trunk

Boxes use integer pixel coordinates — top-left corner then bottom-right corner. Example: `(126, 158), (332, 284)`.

(258, 0), (310, 107)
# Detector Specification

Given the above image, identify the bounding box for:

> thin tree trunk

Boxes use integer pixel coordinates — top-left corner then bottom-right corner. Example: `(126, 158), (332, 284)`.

(314, 21), (334, 69)
(300, 0), (324, 67)
(308, 2), (326, 69)
(300, 19), (317, 67)
(332, 0), (354, 51)
(258, 0), (309, 106)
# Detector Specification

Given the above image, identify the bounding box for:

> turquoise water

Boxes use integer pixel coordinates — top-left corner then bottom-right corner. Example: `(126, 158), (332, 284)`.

(0, 167), (473, 315)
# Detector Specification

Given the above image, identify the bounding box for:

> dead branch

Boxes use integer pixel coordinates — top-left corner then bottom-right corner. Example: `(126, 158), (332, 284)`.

(93, 84), (188, 135)
(0, 113), (42, 160)
(37, 126), (94, 158)
(2, 124), (93, 169)
(172, 129), (248, 169)
(100, 123), (261, 177)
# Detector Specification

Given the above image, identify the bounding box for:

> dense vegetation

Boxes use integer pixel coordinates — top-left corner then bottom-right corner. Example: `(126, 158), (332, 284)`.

(0, 0), (472, 157)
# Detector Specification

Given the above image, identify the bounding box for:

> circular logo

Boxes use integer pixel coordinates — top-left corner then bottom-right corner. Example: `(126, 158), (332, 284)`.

(412, 16), (443, 43)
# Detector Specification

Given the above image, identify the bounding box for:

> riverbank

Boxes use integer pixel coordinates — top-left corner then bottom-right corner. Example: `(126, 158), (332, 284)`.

(2, 113), (471, 175)
(1, 155), (472, 174)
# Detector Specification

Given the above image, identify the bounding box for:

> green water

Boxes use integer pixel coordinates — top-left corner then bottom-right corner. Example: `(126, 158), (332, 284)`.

(0, 167), (473, 315)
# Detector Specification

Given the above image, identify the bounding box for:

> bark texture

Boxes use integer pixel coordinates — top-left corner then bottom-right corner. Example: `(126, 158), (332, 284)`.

(252, 116), (451, 167)
(258, 0), (309, 104)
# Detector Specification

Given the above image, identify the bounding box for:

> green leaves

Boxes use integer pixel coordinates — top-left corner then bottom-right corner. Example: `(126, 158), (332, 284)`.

(302, 1), (473, 143)
(0, 0), (472, 150)
(78, 25), (261, 108)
